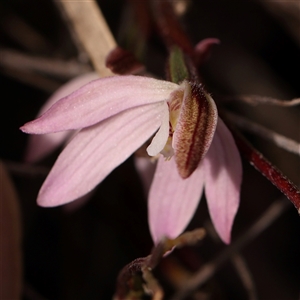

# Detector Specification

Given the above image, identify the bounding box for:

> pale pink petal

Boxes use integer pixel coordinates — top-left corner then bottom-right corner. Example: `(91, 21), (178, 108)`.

(37, 102), (167, 207)
(24, 73), (99, 162)
(203, 118), (242, 244)
(146, 102), (170, 156)
(21, 75), (178, 134)
(39, 73), (100, 114)
(148, 156), (205, 244)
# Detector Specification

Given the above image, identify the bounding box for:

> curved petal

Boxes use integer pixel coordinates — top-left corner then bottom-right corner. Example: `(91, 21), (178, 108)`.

(148, 155), (205, 244)
(40, 73), (100, 114)
(146, 102), (170, 156)
(21, 75), (178, 134)
(203, 118), (242, 244)
(37, 102), (167, 207)
(24, 73), (99, 162)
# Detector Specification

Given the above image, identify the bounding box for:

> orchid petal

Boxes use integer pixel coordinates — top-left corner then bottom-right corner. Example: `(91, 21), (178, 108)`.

(148, 156), (205, 244)
(40, 73), (100, 114)
(21, 75), (178, 134)
(146, 102), (170, 156)
(24, 73), (99, 162)
(203, 118), (242, 244)
(37, 102), (167, 207)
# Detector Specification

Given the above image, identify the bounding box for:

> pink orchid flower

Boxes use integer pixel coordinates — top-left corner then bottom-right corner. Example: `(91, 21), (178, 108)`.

(21, 75), (242, 244)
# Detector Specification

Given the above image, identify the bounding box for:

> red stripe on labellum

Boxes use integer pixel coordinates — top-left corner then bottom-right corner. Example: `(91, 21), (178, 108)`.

(173, 82), (218, 178)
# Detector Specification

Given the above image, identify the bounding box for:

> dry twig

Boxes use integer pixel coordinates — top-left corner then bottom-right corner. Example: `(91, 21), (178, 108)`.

(56, 0), (117, 76)
(0, 5), (52, 53)
(221, 95), (300, 107)
(0, 48), (92, 80)
(0, 67), (61, 93)
(231, 255), (258, 300)
(205, 221), (258, 300)
(224, 111), (300, 156)
(4, 161), (49, 177)
(171, 197), (290, 300)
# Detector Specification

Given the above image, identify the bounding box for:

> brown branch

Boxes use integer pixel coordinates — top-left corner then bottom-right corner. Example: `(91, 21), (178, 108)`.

(114, 229), (206, 299)
(205, 221), (258, 300)
(231, 255), (258, 300)
(57, 0), (117, 76)
(0, 4), (53, 53)
(0, 48), (92, 80)
(53, 1), (89, 63)
(4, 161), (49, 177)
(149, 0), (194, 54)
(0, 67), (61, 93)
(171, 197), (290, 300)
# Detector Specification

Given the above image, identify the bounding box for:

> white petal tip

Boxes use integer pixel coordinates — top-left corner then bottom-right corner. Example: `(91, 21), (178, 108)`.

(146, 145), (159, 157)
(19, 125), (28, 133)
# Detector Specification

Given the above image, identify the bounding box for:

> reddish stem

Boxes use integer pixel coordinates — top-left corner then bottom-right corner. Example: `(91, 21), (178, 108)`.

(150, 0), (194, 54)
(234, 131), (300, 212)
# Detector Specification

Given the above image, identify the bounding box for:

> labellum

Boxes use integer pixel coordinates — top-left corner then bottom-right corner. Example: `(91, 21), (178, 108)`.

(170, 81), (218, 178)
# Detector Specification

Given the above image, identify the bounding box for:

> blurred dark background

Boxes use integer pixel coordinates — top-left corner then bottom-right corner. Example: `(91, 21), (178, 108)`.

(0, 0), (299, 299)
